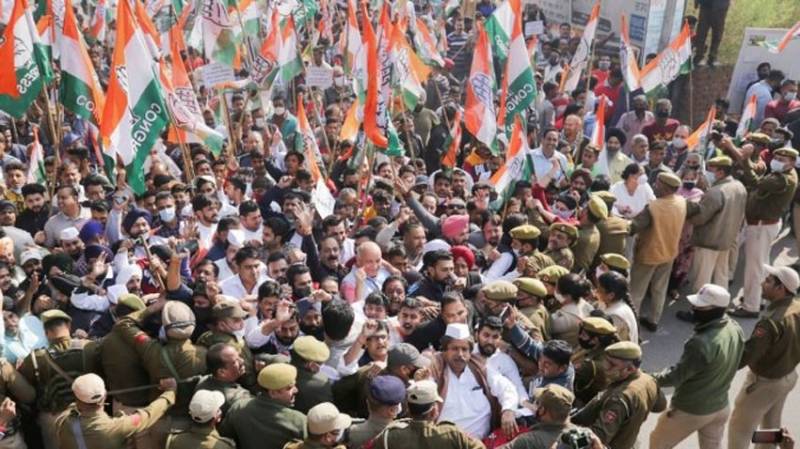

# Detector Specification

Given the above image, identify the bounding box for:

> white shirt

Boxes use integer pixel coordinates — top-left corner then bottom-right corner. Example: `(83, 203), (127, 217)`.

(215, 258), (236, 282)
(243, 225), (263, 243)
(438, 366), (518, 439)
(340, 238), (356, 264)
(602, 300), (639, 344)
(609, 181), (655, 219)
(197, 222), (217, 249)
(475, 347), (527, 403)
(220, 273), (270, 298)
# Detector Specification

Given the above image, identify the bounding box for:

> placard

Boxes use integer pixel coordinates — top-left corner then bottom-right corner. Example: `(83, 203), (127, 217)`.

(306, 65), (334, 90)
(199, 62), (235, 88)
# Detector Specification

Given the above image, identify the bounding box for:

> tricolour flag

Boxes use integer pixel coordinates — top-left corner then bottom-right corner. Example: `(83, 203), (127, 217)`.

(485, 0), (515, 63)
(36, 14), (54, 60)
(277, 16), (303, 83)
(238, 0), (260, 36)
(687, 105), (717, 150)
(442, 110), (463, 168)
(390, 20), (430, 111)
(592, 95), (609, 177)
(497, 0), (536, 135)
(26, 127), (45, 184)
(201, 0), (240, 67)
(340, 101), (359, 143)
(736, 94), (757, 139)
(0, 0), (49, 117)
(414, 18), (445, 68)
(639, 23), (692, 94)
(87, 0), (108, 42)
(100, 0), (169, 195)
(297, 96), (335, 218)
(59, 0), (105, 126)
(362, 2), (388, 148)
(464, 22), (496, 148)
(165, 24), (225, 156)
(620, 15), (641, 92)
(343, 0), (362, 75)
(562, 0), (599, 94)
(766, 21), (800, 54)
(490, 116), (531, 209)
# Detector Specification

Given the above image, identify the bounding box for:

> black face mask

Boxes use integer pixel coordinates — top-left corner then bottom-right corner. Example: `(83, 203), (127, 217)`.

(692, 307), (726, 324)
(656, 110), (670, 119)
(578, 336), (594, 350)
(300, 323), (324, 340)
(682, 181), (697, 190)
(294, 287), (312, 299)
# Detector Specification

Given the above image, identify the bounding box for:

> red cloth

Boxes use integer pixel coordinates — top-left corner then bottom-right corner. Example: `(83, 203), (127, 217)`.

(592, 68), (609, 87)
(641, 119), (681, 144)
(483, 425), (530, 448)
(765, 99), (800, 124)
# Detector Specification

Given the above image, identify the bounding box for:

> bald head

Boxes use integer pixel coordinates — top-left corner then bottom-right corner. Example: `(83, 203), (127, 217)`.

(357, 241), (382, 277)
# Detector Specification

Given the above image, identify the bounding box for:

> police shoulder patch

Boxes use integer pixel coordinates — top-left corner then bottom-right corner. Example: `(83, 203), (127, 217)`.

(603, 410), (618, 423)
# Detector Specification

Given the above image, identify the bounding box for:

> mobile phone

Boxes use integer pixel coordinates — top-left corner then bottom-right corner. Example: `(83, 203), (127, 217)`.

(752, 430), (783, 444)
(500, 306), (511, 322)
(177, 240), (199, 254)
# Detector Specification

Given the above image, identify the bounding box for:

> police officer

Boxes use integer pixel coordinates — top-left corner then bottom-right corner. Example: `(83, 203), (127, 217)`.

(18, 310), (97, 449)
(502, 384), (577, 449)
(649, 284), (744, 449)
(595, 253), (630, 278)
(573, 195), (607, 273)
(592, 192), (630, 263)
(194, 343), (252, 418)
(166, 390), (235, 449)
(0, 358), (35, 449)
(291, 336), (334, 414)
(512, 277), (551, 341)
(219, 363), (307, 449)
(504, 225), (555, 279)
(371, 380), (484, 449)
(115, 300), (207, 447)
(197, 300), (257, 390)
(571, 317), (618, 407)
(346, 376), (405, 448)
(536, 265), (570, 312)
(545, 223), (577, 271)
(572, 342), (666, 449)
(283, 402), (351, 449)
(54, 373), (176, 449)
(728, 265), (800, 449)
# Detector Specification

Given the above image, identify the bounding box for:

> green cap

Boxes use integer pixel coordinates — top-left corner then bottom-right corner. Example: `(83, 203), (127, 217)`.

(41, 309), (72, 326)
(605, 341), (642, 361)
(599, 253), (630, 271)
(293, 336), (331, 363)
(481, 280), (518, 302)
(258, 363), (297, 390)
(582, 317), (617, 335)
(509, 225), (541, 241)
(514, 278), (548, 297)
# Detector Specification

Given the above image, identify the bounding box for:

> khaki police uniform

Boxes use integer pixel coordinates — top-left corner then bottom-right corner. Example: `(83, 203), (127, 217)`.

(0, 359), (35, 449)
(291, 337), (334, 415)
(739, 149), (799, 313)
(166, 424), (235, 449)
(728, 297), (800, 449)
(54, 390), (176, 449)
(371, 419), (484, 449)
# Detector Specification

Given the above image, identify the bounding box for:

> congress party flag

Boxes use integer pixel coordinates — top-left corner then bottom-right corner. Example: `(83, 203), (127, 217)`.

(0, 0), (50, 117)
(59, 0), (105, 126)
(736, 95), (757, 139)
(562, 0), (599, 94)
(297, 97), (335, 218)
(758, 21), (800, 54)
(639, 23), (692, 94)
(100, 0), (169, 195)
(442, 110), (464, 168)
(26, 127), (45, 184)
(201, 0), (240, 67)
(277, 16), (303, 84)
(497, 0), (536, 135)
(343, 0), (362, 75)
(390, 20), (430, 111)
(490, 116), (531, 210)
(485, 0), (516, 63)
(620, 15), (641, 92)
(414, 18), (445, 68)
(592, 95), (609, 177)
(687, 105), (717, 151)
(465, 22), (496, 148)
(362, 2), (388, 148)
(87, 0), (108, 42)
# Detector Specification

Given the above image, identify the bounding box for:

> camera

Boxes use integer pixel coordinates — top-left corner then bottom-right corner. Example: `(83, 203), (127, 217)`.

(557, 428), (593, 449)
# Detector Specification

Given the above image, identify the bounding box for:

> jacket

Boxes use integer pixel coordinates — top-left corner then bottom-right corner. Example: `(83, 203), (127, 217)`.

(688, 176), (747, 250)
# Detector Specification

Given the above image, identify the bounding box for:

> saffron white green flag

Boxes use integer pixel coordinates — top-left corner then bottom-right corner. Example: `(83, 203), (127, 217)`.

(59, 0), (105, 126)
(277, 16), (303, 83)
(100, 0), (169, 195)
(201, 0), (240, 67)
(639, 23), (692, 94)
(484, 0), (515, 63)
(497, 0), (536, 135)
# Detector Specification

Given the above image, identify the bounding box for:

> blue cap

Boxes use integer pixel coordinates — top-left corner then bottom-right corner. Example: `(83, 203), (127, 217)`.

(369, 375), (406, 406)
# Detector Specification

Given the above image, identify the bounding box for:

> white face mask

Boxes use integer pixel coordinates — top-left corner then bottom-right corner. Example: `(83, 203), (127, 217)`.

(273, 106), (286, 117)
(554, 291), (567, 304)
(672, 137), (687, 149)
(233, 328), (246, 339)
(784, 92), (797, 102)
(254, 117), (266, 128)
(770, 159), (786, 173)
(159, 206), (176, 223)
(705, 171), (717, 185)
(555, 209), (573, 219)
(334, 76), (346, 87)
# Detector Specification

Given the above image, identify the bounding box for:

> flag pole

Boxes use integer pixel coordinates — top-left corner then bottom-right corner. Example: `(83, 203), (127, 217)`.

(688, 69), (694, 126)
(309, 89), (334, 177)
(218, 90), (236, 160)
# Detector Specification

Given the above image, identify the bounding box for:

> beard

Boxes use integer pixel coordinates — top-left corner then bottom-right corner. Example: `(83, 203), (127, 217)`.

(478, 343), (495, 357)
(300, 323), (324, 340)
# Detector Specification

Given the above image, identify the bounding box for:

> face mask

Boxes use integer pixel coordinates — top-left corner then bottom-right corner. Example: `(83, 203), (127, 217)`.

(655, 110), (669, 119)
(555, 209), (573, 219)
(333, 76), (346, 87)
(273, 106), (286, 116)
(682, 181), (696, 190)
(598, 61), (610, 70)
(554, 291), (567, 304)
(672, 137), (687, 149)
(254, 117), (266, 128)
(784, 92), (797, 102)
(233, 328), (246, 339)
(705, 171), (717, 185)
(294, 287), (312, 299)
(159, 206), (176, 222)
(691, 307), (726, 324)
(770, 159), (786, 173)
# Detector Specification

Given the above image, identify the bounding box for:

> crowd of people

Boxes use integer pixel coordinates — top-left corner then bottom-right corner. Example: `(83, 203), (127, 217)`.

(0, 0), (798, 449)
